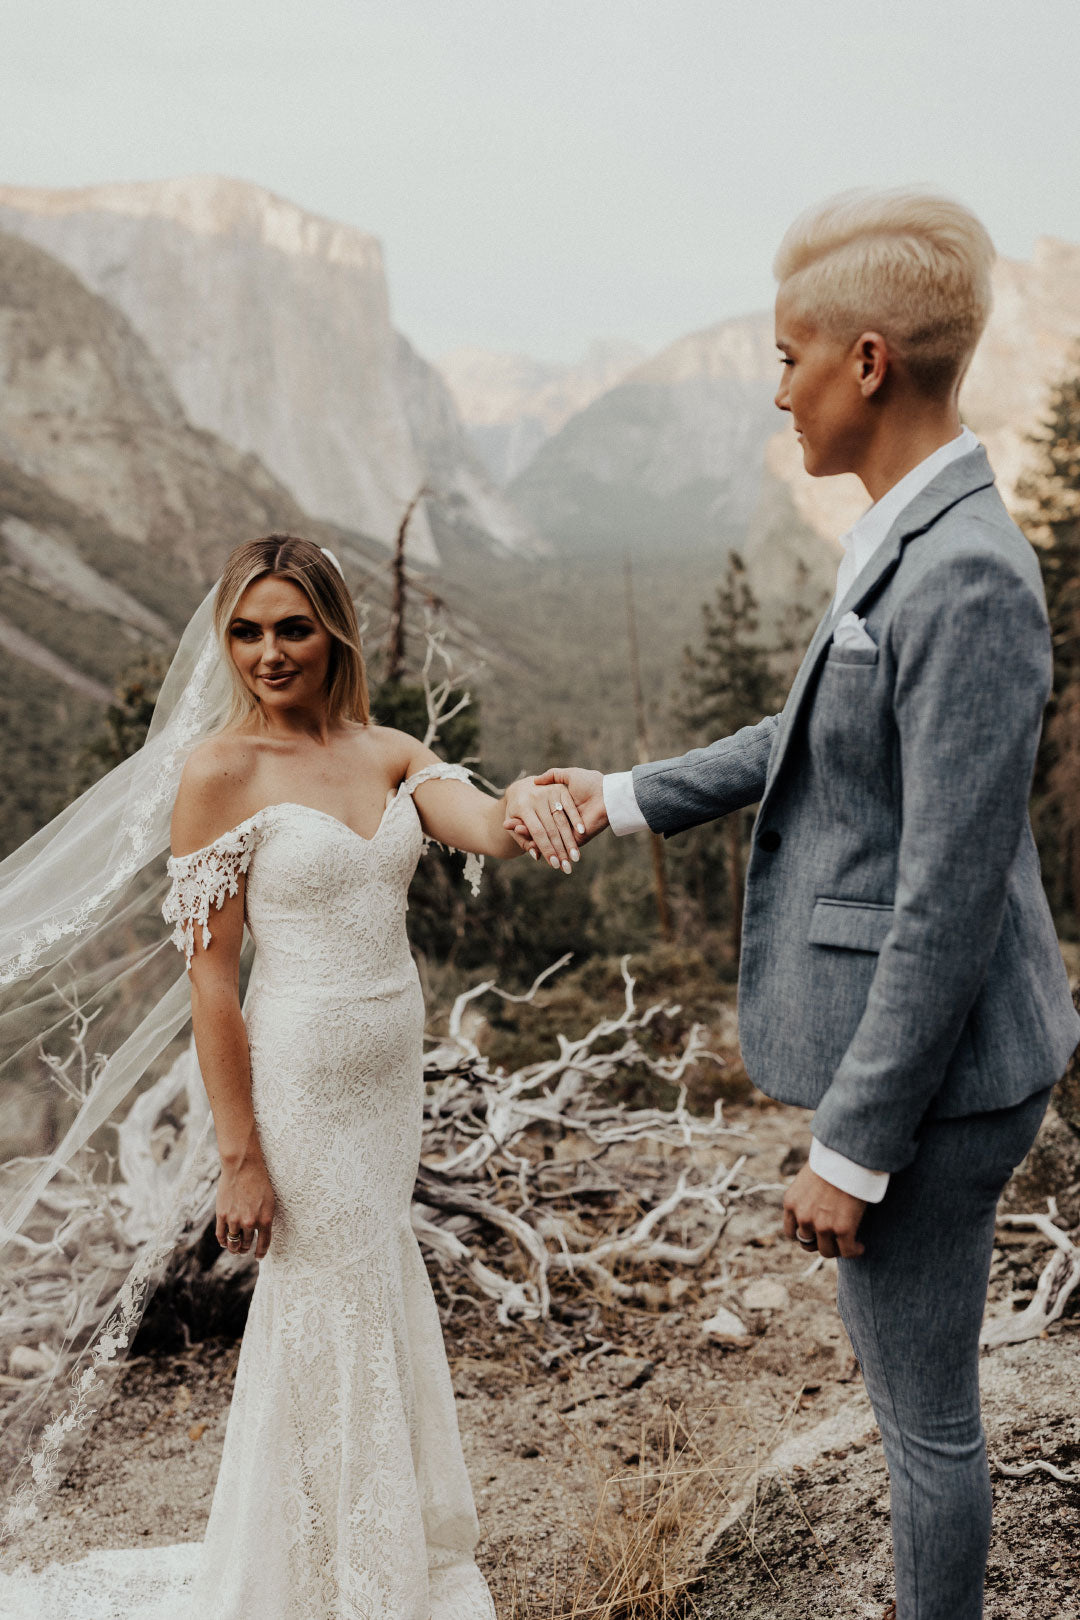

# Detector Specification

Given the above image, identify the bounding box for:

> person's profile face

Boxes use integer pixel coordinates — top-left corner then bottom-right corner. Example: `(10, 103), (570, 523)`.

(774, 292), (867, 479)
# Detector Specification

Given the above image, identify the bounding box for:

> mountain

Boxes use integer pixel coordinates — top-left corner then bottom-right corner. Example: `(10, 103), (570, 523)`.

(505, 315), (781, 557)
(438, 339), (647, 484)
(394, 334), (537, 561)
(0, 227), (317, 854)
(0, 176), (533, 565)
(505, 239), (1080, 597)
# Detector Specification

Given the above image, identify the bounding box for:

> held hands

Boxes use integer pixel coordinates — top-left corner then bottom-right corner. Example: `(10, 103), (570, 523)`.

(503, 768), (608, 870)
(782, 1163), (866, 1260)
(217, 1142), (276, 1260)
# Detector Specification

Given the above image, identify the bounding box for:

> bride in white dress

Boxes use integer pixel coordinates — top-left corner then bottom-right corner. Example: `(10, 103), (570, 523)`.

(0, 536), (581, 1620)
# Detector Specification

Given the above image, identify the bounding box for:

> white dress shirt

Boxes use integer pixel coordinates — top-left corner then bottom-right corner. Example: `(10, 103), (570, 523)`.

(602, 427), (979, 1203)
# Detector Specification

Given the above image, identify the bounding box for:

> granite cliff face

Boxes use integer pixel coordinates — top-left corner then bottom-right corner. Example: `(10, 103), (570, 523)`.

(0, 177), (532, 564)
(0, 228), (305, 599)
(506, 316), (781, 555)
(0, 227), (316, 853)
(438, 340), (647, 484)
(394, 334), (537, 559)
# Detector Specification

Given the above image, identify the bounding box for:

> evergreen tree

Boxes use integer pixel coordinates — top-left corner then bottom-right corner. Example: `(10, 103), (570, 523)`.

(1018, 350), (1080, 931)
(678, 551), (780, 961)
(71, 655), (167, 797)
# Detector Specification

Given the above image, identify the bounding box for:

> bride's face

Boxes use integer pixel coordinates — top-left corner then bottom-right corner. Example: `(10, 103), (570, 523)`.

(228, 574), (334, 713)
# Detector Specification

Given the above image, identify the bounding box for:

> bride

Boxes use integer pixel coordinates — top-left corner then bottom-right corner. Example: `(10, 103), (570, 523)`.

(0, 535), (580, 1619)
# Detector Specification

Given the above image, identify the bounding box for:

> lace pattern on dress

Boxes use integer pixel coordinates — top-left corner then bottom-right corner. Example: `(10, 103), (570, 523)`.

(162, 821), (258, 970)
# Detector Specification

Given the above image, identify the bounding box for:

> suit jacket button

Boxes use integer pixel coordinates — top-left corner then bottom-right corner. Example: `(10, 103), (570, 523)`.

(758, 829), (782, 852)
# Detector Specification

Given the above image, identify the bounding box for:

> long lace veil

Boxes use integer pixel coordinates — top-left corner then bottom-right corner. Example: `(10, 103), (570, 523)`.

(0, 583), (235, 1542)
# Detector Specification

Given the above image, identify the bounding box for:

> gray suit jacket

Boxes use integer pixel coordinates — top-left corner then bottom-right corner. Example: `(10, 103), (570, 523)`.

(633, 448), (1080, 1172)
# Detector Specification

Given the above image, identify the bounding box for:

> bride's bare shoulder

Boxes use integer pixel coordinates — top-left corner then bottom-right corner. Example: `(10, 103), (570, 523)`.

(365, 724), (435, 781)
(171, 732), (260, 857)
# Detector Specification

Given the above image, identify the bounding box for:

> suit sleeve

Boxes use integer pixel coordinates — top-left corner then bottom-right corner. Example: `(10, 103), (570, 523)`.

(811, 550), (1052, 1171)
(630, 714), (781, 836)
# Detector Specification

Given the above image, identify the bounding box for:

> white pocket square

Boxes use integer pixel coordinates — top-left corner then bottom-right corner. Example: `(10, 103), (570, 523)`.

(831, 611), (877, 652)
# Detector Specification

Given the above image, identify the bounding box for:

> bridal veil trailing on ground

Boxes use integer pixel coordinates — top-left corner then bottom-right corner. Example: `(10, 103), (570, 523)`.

(0, 581), (235, 1536)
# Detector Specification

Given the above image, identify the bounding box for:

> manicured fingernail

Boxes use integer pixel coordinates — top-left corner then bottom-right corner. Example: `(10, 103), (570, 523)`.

(577, 824), (585, 835)
(529, 849), (538, 861)
(554, 801), (563, 813)
(550, 856), (560, 869)
(570, 848), (579, 862)
(561, 860), (572, 875)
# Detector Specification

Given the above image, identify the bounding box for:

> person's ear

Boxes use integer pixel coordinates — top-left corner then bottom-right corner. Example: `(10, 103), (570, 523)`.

(855, 331), (889, 398)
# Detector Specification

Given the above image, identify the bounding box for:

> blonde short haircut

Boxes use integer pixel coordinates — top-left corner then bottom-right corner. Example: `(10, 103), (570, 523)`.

(774, 188), (995, 395)
(213, 535), (370, 728)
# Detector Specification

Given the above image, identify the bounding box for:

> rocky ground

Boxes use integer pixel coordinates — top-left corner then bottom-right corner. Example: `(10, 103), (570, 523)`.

(5, 1098), (1080, 1619)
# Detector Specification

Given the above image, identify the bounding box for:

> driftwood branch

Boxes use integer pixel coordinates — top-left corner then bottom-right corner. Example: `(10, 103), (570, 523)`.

(981, 1207), (1080, 1348)
(1, 956), (749, 1379)
(991, 1454), (1080, 1486)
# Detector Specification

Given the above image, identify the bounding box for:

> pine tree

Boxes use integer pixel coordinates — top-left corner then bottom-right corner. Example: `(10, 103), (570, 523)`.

(1018, 350), (1080, 931)
(678, 551), (780, 961)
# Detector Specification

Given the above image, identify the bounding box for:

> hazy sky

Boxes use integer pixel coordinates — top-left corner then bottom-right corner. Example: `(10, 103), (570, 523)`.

(2, 1), (1078, 363)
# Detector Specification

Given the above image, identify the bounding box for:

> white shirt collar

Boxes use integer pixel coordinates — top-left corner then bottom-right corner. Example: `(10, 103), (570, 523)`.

(833, 426), (979, 609)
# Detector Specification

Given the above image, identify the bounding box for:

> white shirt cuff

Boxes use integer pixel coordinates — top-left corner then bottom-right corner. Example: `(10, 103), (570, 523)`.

(809, 1138), (890, 1204)
(602, 771), (650, 836)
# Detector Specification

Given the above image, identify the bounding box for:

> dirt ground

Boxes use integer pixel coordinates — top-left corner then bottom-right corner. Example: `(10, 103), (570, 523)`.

(5, 1100), (1080, 1619)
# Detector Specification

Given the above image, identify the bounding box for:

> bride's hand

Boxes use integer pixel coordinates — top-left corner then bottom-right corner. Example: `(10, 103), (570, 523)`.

(503, 777), (585, 872)
(505, 767), (608, 862)
(217, 1146), (276, 1259)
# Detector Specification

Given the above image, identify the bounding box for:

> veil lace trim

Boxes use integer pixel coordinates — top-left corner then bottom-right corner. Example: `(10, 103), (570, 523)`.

(2, 1114), (216, 1540)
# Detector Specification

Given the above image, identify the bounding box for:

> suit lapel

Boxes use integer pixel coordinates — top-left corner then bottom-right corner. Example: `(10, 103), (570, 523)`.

(759, 448), (997, 809)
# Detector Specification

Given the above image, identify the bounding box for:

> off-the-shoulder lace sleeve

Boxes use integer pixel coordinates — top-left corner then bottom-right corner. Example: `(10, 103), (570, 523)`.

(162, 821), (258, 970)
(400, 762), (484, 896)
(401, 761), (473, 795)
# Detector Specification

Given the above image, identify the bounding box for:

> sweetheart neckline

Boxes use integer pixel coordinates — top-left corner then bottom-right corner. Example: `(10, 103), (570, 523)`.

(170, 791), (411, 863)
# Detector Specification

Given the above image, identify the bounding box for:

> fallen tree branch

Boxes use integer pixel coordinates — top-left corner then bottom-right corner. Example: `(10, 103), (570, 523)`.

(991, 1454), (1080, 1486)
(981, 1208), (1080, 1348)
(2, 955), (751, 1382)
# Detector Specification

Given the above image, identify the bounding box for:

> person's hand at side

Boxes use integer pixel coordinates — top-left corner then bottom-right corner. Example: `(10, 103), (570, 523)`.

(782, 1163), (866, 1259)
(504, 767), (608, 861)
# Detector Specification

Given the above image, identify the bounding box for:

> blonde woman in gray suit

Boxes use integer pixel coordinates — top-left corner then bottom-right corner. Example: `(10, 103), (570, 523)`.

(511, 190), (1080, 1620)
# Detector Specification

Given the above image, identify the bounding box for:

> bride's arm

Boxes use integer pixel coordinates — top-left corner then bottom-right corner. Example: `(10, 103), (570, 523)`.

(171, 757), (276, 1259)
(400, 742), (581, 870)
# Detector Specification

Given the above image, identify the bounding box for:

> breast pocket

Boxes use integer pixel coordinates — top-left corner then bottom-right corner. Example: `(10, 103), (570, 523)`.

(824, 644), (879, 668)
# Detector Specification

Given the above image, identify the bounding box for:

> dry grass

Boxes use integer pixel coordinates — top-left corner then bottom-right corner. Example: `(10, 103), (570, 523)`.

(498, 1404), (741, 1620)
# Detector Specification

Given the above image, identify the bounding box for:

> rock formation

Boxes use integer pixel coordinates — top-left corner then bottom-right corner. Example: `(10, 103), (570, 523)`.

(506, 315), (780, 555)
(0, 176), (533, 563)
(394, 334), (537, 560)
(438, 339), (647, 484)
(0, 227), (305, 597)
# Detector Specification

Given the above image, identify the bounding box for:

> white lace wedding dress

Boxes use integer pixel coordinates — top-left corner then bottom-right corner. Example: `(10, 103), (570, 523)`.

(0, 764), (496, 1620)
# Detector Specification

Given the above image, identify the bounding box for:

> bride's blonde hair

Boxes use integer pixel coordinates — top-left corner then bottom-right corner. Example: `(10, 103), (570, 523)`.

(213, 536), (370, 727)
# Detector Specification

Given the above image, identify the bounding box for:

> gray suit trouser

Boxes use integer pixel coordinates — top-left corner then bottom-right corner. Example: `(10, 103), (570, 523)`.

(836, 1087), (1050, 1620)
